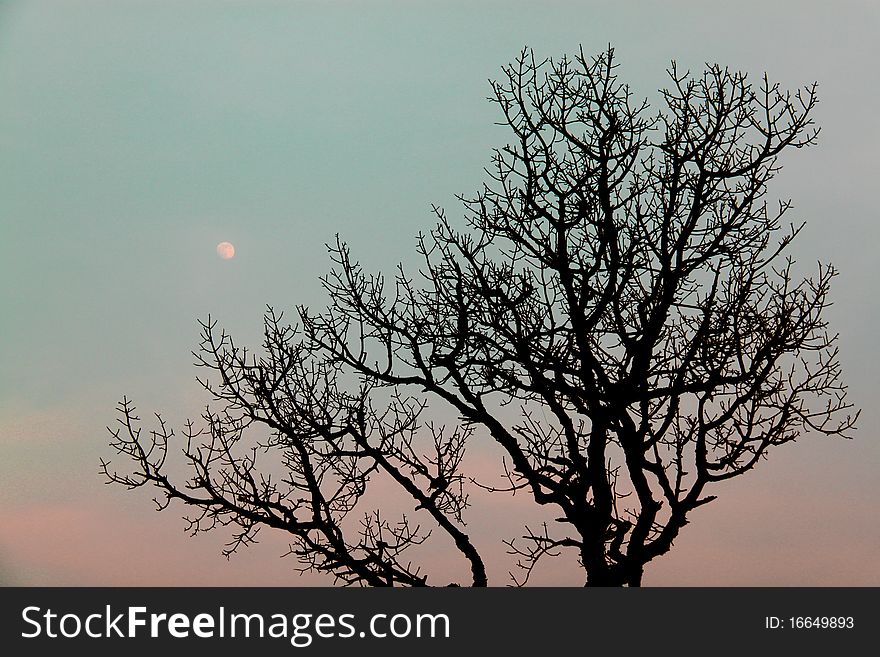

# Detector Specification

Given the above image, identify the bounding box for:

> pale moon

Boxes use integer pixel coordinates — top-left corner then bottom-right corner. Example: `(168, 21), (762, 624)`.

(216, 241), (235, 260)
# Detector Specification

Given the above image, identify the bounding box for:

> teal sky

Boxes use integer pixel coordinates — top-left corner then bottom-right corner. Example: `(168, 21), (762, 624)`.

(1, 0), (878, 585)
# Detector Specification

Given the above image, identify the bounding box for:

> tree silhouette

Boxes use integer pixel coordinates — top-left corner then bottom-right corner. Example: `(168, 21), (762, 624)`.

(103, 47), (857, 586)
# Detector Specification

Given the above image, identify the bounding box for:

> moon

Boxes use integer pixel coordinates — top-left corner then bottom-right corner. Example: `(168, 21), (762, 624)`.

(216, 241), (235, 260)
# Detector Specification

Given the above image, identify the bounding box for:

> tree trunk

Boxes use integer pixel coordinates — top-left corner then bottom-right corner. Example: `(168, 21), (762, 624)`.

(583, 561), (645, 587)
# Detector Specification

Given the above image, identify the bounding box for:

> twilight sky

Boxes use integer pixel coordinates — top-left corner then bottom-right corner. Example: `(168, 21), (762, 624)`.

(1, 0), (878, 586)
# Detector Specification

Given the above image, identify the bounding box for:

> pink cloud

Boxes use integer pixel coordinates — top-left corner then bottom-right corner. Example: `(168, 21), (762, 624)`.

(1, 402), (876, 587)
(0, 499), (323, 586)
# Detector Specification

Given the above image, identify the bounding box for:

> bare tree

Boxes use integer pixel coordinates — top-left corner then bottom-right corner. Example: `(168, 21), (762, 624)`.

(103, 47), (857, 586)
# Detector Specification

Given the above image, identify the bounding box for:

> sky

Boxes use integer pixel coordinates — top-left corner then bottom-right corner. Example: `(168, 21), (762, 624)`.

(1, 0), (878, 586)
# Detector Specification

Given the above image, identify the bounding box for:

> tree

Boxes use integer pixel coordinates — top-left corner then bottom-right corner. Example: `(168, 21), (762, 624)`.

(103, 47), (858, 587)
